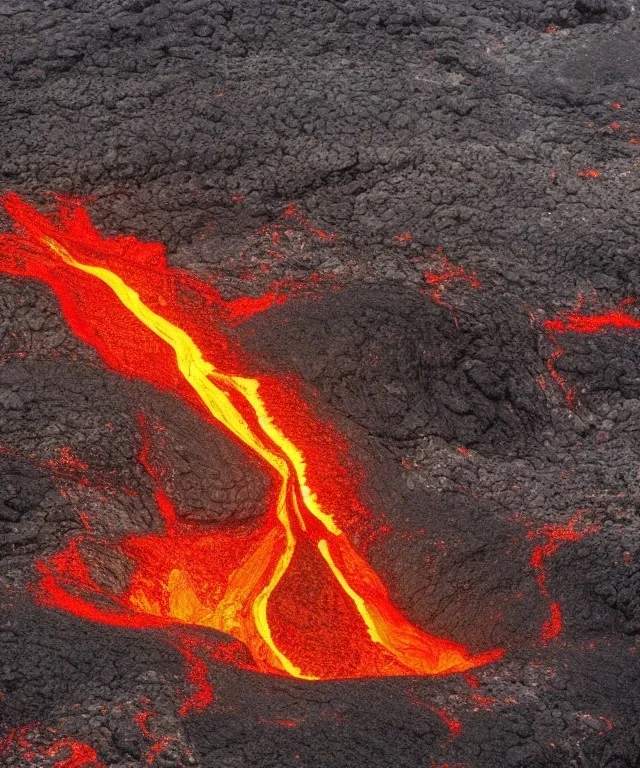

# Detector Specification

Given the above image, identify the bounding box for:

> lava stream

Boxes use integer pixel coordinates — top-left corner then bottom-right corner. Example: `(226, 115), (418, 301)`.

(0, 194), (502, 681)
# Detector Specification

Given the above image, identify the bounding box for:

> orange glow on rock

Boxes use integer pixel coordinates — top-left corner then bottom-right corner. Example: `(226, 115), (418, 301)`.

(0, 729), (105, 768)
(527, 512), (599, 643)
(422, 248), (483, 322)
(0, 193), (502, 684)
(45, 739), (105, 768)
(542, 297), (640, 406)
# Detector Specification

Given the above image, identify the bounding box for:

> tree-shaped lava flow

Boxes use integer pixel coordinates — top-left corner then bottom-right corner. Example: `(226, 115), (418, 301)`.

(0, 193), (503, 682)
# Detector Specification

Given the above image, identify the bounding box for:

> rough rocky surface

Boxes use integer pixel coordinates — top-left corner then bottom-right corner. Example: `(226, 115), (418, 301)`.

(1, 1), (640, 766)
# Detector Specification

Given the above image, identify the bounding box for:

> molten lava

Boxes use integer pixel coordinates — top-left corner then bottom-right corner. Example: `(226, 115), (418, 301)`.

(45, 739), (105, 768)
(0, 194), (502, 682)
(422, 247), (483, 321)
(542, 296), (640, 405)
(0, 728), (105, 768)
(528, 512), (599, 643)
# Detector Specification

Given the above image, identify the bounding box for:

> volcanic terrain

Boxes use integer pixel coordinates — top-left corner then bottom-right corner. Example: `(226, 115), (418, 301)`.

(1, 1), (639, 767)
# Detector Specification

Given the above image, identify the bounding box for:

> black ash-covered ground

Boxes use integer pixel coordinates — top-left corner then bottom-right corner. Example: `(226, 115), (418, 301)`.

(1, 1), (640, 766)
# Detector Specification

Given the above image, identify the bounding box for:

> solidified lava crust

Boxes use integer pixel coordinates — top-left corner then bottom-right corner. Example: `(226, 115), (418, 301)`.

(1, 2), (640, 767)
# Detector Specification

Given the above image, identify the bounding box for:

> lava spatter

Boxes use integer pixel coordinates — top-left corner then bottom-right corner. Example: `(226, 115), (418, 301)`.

(0, 193), (502, 684)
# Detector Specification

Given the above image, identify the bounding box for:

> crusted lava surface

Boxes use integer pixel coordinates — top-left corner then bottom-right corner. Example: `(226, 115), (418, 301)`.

(1, 1), (640, 767)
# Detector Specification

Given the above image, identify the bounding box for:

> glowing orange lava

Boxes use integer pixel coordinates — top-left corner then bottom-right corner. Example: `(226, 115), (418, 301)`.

(577, 169), (601, 179)
(0, 193), (502, 683)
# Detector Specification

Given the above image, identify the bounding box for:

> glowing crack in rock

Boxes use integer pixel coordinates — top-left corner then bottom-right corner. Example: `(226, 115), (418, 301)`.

(527, 512), (599, 642)
(422, 247), (483, 322)
(542, 295), (640, 406)
(0, 193), (502, 683)
(0, 727), (105, 768)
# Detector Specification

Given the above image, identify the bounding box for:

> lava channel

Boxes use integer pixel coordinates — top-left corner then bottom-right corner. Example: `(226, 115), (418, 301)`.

(0, 193), (503, 682)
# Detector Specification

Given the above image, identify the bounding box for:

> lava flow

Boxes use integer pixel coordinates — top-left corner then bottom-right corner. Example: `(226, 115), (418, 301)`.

(0, 193), (502, 682)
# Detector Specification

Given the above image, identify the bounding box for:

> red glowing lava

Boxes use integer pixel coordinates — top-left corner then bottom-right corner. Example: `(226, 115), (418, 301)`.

(172, 634), (216, 716)
(254, 202), (338, 254)
(422, 247), (483, 322)
(0, 193), (502, 687)
(0, 442), (134, 503)
(542, 295), (640, 406)
(45, 739), (105, 768)
(134, 705), (181, 765)
(407, 690), (463, 741)
(0, 727), (104, 768)
(0, 726), (35, 760)
(527, 512), (599, 642)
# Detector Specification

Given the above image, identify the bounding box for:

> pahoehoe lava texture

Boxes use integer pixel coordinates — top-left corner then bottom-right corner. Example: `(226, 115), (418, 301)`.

(1, 1), (640, 767)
